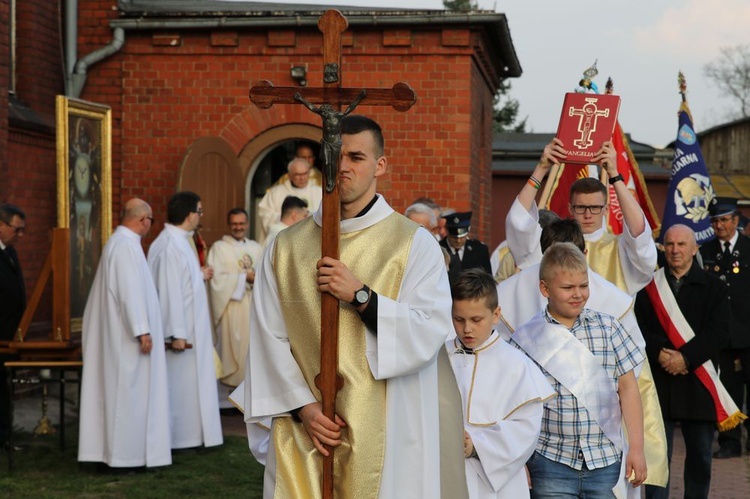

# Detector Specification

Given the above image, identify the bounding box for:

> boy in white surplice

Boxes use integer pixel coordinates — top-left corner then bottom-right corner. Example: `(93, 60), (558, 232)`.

(447, 269), (554, 498)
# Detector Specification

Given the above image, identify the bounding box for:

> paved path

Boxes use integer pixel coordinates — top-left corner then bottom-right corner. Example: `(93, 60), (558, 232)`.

(667, 427), (750, 498)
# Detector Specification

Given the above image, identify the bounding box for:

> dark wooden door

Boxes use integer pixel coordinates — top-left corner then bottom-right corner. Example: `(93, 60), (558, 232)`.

(179, 137), (244, 246)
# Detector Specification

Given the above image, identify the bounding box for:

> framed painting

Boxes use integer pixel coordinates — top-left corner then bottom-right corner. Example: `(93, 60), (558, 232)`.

(56, 96), (112, 325)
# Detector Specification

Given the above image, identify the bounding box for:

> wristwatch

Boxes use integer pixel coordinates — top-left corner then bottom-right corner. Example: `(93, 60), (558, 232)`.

(608, 174), (624, 185)
(350, 285), (370, 307)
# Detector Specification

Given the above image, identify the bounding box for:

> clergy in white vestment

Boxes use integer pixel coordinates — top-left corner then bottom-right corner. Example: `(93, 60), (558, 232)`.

(78, 198), (171, 468)
(207, 208), (262, 388)
(505, 138), (656, 296)
(448, 269), (554, 498)
(244, 115), (468, 499)
(148, 191), (223, 449)
(497, 218), (669, 488)
(257, 157), (322, 242)
(263, 195), (310, 250)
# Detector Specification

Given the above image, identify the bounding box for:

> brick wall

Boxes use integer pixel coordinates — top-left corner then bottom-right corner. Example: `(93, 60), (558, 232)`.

(14, 1), (62, 110)
(3, 0), (63, 315)
(469, 62), (495, 244)
(7, 130), (57, 310)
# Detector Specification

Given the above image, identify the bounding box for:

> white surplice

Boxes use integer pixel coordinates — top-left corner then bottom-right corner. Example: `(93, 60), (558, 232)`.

(78, 226), (171, 467)
(244, 195), (455, 499)
(263, 221), (288, 250)
(504, 198), (656, 295)
(148, 224), (223, 449)
(207, 235), (262, 387)
(447, 333), (554, 499)
(257, 179), (322, 237)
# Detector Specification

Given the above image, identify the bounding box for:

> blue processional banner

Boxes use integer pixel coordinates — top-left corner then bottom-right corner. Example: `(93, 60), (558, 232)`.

(658, 102), (715, 244)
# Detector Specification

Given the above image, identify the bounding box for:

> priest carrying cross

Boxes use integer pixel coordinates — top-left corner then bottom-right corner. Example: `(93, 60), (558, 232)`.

(242, 10), (467, 499)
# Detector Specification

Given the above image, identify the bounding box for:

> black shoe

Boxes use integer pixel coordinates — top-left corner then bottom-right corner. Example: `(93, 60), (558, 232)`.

(713, 448), (741, 459)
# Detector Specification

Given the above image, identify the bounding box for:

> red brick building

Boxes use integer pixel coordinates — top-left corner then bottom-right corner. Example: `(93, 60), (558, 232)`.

(77, 0), (521, 246)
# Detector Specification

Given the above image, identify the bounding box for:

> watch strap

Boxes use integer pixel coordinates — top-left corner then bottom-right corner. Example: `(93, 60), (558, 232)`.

(608, 174), (624, 185)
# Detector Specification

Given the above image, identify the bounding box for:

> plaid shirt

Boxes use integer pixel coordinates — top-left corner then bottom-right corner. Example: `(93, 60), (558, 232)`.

(511, 308), (644, 470)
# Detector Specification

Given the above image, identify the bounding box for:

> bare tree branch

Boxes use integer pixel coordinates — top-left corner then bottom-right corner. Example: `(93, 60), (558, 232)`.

(703, 44), (750, 118)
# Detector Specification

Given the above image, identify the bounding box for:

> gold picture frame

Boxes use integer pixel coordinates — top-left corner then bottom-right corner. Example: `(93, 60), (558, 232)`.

(56, 96), (112, 321)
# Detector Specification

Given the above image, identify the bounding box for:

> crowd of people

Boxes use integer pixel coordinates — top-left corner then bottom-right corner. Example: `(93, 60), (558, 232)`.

(2, 113), (748, 499)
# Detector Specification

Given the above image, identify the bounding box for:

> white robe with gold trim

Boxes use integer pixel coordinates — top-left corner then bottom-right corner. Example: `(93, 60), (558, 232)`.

(207, 235), (262, 387)
(447, 333), (554, 498)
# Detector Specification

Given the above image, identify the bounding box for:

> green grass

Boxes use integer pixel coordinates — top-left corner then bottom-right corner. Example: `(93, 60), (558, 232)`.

(0, 430), (265, 498)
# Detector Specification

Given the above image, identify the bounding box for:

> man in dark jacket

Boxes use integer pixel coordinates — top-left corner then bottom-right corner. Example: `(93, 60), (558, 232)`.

(0, 203), (27, 449)
(439, 211), (491, 286)
(635, 224), (730, 499)
(699, 196), (750, 458)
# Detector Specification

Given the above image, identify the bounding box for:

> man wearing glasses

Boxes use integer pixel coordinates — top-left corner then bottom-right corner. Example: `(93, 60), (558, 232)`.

(699, 197), (750, 459)
(257, 157), (322, 243)
(0, 203), (26, 451)
(79, 198), (171, 468)
(148, 191), (223, 451)
(506, 138), (657, 297)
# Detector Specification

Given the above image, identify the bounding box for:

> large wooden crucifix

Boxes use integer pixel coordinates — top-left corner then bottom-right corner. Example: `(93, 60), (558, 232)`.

(248, 9), (416, 499)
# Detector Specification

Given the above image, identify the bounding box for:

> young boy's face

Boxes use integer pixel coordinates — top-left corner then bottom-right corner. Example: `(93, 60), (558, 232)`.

(452, 298), (500, 349)
(540, 266), (589, 326)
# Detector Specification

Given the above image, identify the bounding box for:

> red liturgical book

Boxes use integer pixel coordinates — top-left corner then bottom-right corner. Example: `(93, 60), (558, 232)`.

(555, 93), (621, 164)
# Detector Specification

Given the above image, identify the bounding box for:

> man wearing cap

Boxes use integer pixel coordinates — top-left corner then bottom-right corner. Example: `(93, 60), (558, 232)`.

(439, 211), (491, 286)
(699, 196), (750, 459)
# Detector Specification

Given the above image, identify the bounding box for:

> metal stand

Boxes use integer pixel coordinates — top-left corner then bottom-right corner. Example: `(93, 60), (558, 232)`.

(4, 361), (82, 472)
(34, 384), (57, 436)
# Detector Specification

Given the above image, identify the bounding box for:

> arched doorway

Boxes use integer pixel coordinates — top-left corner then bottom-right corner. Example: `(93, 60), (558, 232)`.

(239, 124), (321, 242)
(178, 124), (321, 246)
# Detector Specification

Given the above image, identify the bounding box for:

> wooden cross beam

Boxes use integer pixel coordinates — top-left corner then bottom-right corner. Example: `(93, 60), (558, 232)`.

(249, 9), (416, 499)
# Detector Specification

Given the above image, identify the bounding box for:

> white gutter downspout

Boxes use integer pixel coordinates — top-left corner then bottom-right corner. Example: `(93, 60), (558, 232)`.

(63, 0), (77, 96)
(70, 27), (125, 98)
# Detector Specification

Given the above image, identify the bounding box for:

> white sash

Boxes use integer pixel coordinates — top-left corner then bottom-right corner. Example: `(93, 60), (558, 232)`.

(647, 269), (746, 431)
(513, 312), (623, 451)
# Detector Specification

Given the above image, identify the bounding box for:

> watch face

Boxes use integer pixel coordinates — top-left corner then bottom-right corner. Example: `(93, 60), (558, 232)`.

(355, 289), (369, 304)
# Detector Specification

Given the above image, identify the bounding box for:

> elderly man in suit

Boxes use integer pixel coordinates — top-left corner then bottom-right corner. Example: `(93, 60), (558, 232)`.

(636, 224), (732, 498)
(0, 203), (27, 450)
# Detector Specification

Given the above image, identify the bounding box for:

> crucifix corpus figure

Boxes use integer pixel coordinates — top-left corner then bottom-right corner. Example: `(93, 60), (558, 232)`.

(243, 9), (468, 499)
(294, 90), (366, 192)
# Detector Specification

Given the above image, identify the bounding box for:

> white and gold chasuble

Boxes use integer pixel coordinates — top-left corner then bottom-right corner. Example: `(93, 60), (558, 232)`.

(272, 211), (412, 498)
(244, 196), (465, 499)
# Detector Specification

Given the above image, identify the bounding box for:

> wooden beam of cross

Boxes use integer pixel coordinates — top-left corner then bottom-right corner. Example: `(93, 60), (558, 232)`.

(248, 9), (416, 499)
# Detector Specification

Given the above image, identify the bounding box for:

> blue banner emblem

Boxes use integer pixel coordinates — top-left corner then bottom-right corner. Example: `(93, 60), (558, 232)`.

(658, 107), (715, 244)
(677, 124), (696, 145)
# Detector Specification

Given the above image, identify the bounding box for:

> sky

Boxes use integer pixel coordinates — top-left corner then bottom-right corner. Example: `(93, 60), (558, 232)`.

(234, 0), (750, 147)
